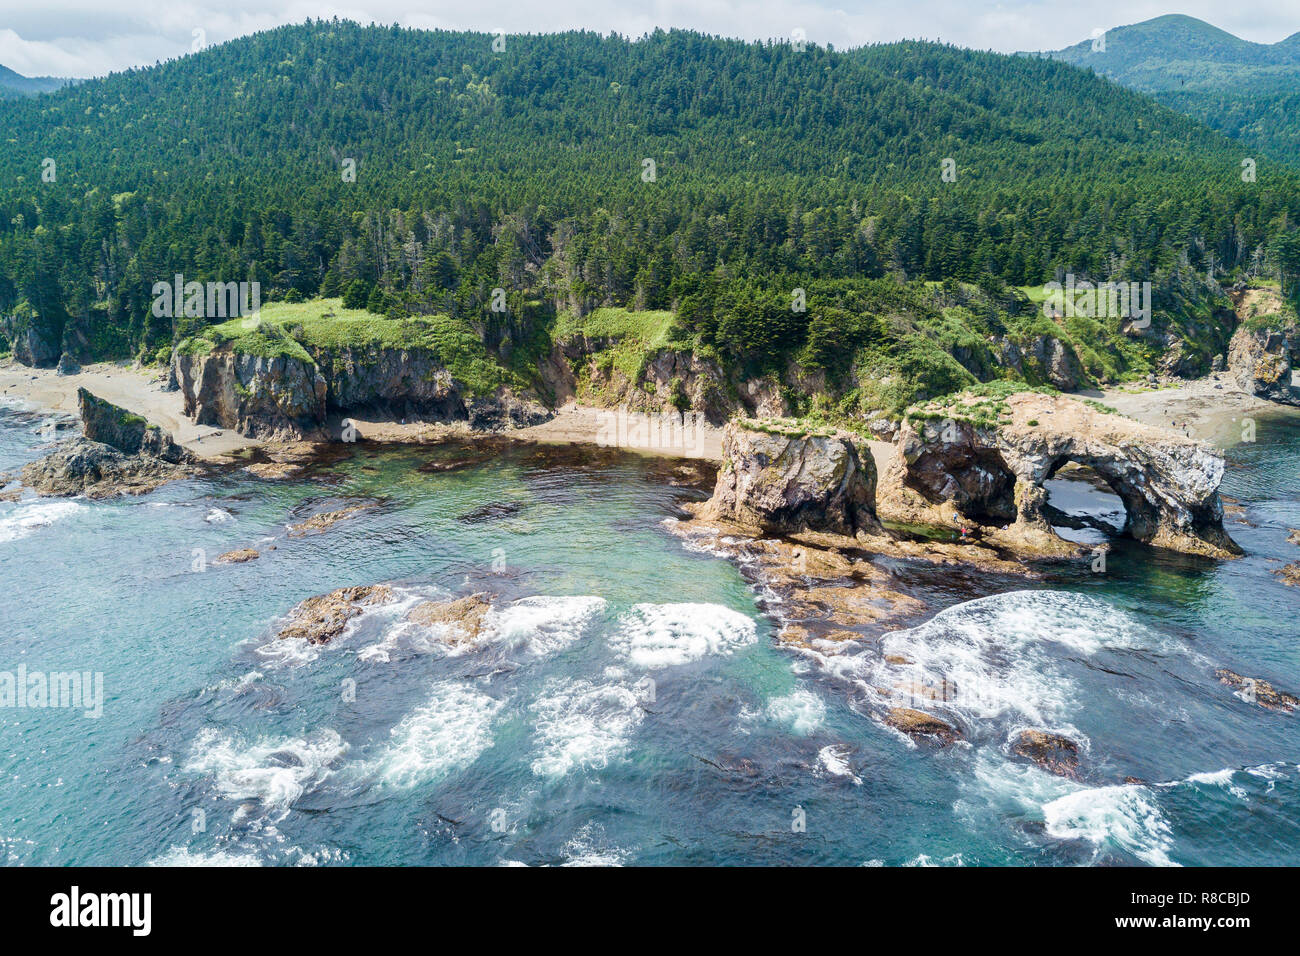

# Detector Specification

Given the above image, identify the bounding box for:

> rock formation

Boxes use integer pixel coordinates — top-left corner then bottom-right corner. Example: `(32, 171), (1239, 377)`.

(173, 340), (548, 440)
(698, 419), (881, 538)
(19, 389), (192, 498)
(1227, 287), (1300, 406)
(173, 345), (328, 440)
(275, 584), (394, 644)
(878, 390), (1241, 558)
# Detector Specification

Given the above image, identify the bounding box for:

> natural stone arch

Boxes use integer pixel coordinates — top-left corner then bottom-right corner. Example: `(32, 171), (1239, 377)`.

(878, 391), (1242, 559)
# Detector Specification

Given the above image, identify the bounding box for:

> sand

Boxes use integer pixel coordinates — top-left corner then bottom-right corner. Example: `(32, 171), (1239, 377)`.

(4, 357), (1291, 469)
(0, 360), (259, 459)
(1094, 373), (1298, 450)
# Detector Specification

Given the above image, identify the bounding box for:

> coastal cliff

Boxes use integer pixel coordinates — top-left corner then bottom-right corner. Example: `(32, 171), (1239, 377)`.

(878, 389), (1241, 558)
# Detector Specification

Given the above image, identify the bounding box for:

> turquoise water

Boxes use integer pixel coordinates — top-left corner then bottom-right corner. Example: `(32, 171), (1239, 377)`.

(1, 398), (1298, 866)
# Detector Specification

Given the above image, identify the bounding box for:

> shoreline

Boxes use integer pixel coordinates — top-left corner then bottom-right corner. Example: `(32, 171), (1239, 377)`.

(5, 359), (1294, 471)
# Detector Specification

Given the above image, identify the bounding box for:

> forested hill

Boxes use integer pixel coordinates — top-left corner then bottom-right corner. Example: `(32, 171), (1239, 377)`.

(0, 64), (71, 99)
(1043, 15), (1300, 161)
(2, 21), (1299, 409)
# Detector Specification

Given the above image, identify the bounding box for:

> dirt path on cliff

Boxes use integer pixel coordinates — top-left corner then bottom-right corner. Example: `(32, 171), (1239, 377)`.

(0, 360), (259, 459)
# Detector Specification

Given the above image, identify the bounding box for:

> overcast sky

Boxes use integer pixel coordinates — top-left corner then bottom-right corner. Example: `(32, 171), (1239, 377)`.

(1, 0), (1297, 78)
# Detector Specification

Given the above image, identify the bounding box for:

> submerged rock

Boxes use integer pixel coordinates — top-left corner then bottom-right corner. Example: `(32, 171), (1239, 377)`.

(699, 419), (881, 538)
(1216, 669), (1299, 712)
(214, 548), (260, 564)
(286, 502), (377, 536)
(405, 593), (493, 646)
(1010, 730), (1081, 779)
(276, 584), (394, 644)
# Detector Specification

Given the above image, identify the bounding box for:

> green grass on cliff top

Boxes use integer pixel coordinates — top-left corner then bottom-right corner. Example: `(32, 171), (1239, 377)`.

(176, 299), (513, 395)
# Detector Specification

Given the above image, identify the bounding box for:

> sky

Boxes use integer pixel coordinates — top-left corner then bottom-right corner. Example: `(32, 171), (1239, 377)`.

(0, 0), (1297, 78)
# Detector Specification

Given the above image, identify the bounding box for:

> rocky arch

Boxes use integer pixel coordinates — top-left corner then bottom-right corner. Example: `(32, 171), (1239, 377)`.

(878, 391), (1242, 559)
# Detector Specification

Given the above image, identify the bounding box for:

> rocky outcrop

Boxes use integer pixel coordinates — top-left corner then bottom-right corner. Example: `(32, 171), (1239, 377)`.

(990, 334), (1085, 391)
(214, 548), (260, 564)
(78, 388), (186, 463)
(1215, 669), (1298, 712)
(20, 438), (189, 498)
(1227, 287), (1300, 405)
(286, 502), (377, 537)
(174, 341), (547, 440)
(879, 390), (1241, 559)
(275, 584), (394, 645)
(19, 389), (192, 498)
(698, 420), (881, 538)
(1, 310), (61, 368)
(406, 593), (493, 647)
(1010, 730), (1081, 778)
(173, 345), (328, 441)
(883, 707), (960, 744)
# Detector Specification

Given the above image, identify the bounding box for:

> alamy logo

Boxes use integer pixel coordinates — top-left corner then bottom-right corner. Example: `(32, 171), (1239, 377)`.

(0, 666), (102, 718)
(1042, 274), (1151, 329)
(151, 274), (261, 322)
(50, 886), (151, 936)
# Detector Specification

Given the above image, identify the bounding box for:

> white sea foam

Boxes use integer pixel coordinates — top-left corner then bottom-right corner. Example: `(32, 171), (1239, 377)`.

(184, 727), (348, 820)
(485, 595), (606, 657)
(365, 682), (502, 788)
(821, 590), (1175, 738)
(148, 845), (263, 866)
(610, 602), (757, 669)
(560, 824), (632, 866)
(818, 745), (862, 785)
(205, 507), (233, 523)
(0, 498), (84, 544)
(530, 679), (643, 777)
(1042, 784), (1176, 867)
(766, 687), (827, 735)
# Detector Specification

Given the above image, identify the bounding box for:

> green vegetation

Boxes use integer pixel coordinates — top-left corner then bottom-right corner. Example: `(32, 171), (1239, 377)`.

(1043, 15), (1300, 162)
(3, 22), (1300, 413)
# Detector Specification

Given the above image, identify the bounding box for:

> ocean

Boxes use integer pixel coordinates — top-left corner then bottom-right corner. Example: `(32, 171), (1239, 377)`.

(1, 396), (1297, 866)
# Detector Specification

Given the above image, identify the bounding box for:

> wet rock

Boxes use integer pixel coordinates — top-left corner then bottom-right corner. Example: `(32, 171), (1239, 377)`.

(20, 438), (189, 499)
(405, 593), (493, 646)
(883, 707), (960, 744)
(286, 502), (377, 536)
(1216, 669), (1299, 712)
(1011, 730), (1081, 779)
(699, 419), (881, 538)
(276, 584), (394, 644)
(214, 548), (259, 564)
(1275, 563), (1300, 588)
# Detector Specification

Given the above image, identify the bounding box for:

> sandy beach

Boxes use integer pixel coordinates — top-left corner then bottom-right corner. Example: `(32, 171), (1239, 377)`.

(0, 360), (259, 459)
(5, 358), (1293, 469)
(1094, 373), (1298, 450)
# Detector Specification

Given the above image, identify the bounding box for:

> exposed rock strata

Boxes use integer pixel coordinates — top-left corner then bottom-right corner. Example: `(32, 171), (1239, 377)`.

(19, 389), (192, 498)
(698, 420), (881, 538)
(878, 391), (1240, 559)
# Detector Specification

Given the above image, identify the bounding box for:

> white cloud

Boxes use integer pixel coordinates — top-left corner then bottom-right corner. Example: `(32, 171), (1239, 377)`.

(0, 0), (1295, 78)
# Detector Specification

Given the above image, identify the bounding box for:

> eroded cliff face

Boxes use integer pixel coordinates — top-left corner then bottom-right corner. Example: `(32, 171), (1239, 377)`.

(698, 420), (881, 538)
(1227, 287), (1300, 405)
(878, 391), (1241, 559)
(173, 342), (548, 440)
(550, 338), (790, 426)
(173, 345), (327, 440)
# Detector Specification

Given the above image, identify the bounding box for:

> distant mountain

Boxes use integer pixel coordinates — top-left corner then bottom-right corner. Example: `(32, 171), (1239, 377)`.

(0, 63), (74, 99)
(1040, 14), (1300, 161)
